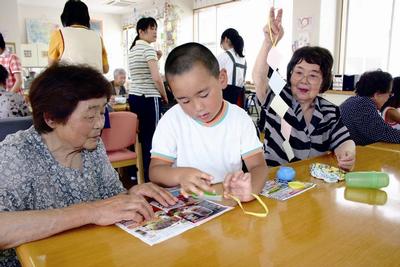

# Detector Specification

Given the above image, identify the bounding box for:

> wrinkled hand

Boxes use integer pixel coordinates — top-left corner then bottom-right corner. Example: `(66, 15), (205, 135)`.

(178, 168), (214, 198)
(90, 193), (154, 226)
(263, 7), (284, 45)
(223, 171), (254, 202)
(336, 150), (356, 172)
(129, 182), (178, 207)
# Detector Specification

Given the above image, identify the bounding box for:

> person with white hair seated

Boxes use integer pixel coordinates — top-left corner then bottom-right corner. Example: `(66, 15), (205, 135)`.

(111, 68), (127, 96)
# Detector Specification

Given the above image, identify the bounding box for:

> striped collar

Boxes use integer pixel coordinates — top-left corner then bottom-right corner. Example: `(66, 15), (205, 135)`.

(194, 101), (228, 127)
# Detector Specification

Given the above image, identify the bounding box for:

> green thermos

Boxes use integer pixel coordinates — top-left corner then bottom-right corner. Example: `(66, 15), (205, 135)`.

(345, 171), (389, 189)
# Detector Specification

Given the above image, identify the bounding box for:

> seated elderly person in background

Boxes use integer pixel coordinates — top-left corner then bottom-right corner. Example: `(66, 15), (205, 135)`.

(340, 70), (400, 145)
(0, 64), (177, 267)
(111, 68), (127, 96)
(0, 65), (30, 119)
(253, 8), (355, 171)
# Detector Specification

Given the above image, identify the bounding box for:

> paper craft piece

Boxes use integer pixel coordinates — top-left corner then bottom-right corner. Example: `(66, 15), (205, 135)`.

(267, 46), (283, 71)
(192, 191), (223, 202)
(117, 189), (233, 246)
(261, 180), (316, 201)
(288, 181), (306, 189)
(268, 70), (287, 96)
(270, 95), (294, 160)
(310, 163), (345, 183)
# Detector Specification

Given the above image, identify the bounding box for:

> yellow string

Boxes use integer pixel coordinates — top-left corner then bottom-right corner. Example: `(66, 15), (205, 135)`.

(268, 10), (278, 47)
(228, 193), (269, 218)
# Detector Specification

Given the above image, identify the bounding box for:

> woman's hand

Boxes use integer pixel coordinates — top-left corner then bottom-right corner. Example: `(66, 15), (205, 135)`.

(89, 194), (154, 226)
(263, 7), (284, 46)
(129, 182), (178, 207)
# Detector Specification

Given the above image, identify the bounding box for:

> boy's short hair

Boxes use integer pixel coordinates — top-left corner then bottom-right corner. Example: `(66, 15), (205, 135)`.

(0, 65), (8, 85)
(287, 46), (333, 93)
(29, 63), (111, 134)
(164, 42), (220, 83)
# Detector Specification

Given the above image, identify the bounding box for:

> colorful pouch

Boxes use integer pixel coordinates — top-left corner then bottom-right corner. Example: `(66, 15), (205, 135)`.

(310, 163), (345, 183)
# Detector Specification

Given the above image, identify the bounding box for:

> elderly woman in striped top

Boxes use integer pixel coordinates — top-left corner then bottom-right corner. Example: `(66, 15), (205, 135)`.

(252, 8), (355, 170)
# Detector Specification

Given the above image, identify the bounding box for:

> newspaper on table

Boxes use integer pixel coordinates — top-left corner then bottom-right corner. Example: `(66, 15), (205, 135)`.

(116, 188), (233, 245)
(260, 180), (316, 201)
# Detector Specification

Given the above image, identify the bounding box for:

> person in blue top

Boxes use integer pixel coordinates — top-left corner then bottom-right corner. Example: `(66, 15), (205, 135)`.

(340, 70), (400, 145)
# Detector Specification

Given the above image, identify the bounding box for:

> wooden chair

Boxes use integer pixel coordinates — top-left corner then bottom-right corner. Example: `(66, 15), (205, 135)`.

(101, 112), (144, 184)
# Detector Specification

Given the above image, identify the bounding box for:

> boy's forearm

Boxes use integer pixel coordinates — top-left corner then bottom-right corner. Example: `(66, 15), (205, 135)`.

(0, 202), (94, 249)
(250, 164), (268, 194)
(150, 164), (181, 187)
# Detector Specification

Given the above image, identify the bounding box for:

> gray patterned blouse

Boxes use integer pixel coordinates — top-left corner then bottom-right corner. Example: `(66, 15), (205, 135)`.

(0, 126), (125, 266)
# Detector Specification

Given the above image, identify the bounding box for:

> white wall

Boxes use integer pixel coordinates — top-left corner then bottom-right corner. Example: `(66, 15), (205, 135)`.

(0, 0), (21, 56)
(17, 4), (124, 79)
(175, 0), (194, 45)
(292, 0), (321, 48)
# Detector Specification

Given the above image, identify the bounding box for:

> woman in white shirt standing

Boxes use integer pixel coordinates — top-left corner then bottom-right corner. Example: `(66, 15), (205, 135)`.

(217, 28), (247, 107)
(128, 17), (168, 182)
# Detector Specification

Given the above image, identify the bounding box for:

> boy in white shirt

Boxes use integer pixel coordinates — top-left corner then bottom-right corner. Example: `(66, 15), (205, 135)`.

(149, 42), (268, 202)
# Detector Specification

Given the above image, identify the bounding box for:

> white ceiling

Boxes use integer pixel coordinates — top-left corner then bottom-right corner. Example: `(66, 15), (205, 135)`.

(17, 0), (152, 14)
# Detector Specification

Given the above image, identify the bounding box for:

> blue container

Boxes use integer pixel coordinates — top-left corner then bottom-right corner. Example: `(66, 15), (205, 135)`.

(277, 166), (296, 182)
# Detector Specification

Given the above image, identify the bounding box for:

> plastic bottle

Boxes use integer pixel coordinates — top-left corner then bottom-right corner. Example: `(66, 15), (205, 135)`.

(344, 171), (389, 189)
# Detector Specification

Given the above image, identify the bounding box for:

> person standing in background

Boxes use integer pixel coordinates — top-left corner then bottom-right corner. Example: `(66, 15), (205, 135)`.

(217, 28), (247, 107)
(128, 17), (168, 182)
(48, 0), (109, 74)
(0, 33), (23, 94)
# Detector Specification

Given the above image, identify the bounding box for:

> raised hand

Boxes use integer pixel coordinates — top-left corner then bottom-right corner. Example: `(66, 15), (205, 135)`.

(263, 7), (284, 46)
(223, 171), (254, 202)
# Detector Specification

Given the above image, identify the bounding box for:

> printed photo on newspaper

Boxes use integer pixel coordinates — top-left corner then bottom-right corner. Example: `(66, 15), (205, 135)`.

(260, 180), (316, 201)
(116, 188), (233, 245)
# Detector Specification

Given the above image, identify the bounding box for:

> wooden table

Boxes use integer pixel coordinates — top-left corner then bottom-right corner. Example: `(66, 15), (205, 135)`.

(367, 142), (400, 153)
(16, 146), (400, 267)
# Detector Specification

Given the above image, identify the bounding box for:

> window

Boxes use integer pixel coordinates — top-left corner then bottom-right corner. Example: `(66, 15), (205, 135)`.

(342, 0), (400, 76)
(194, 0), (293, 81)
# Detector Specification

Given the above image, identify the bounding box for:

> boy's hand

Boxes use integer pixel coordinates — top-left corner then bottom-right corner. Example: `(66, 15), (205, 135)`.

(223, 171), (254, 202)
(178, 168), (214, 198)
(336, 150), (355, 172)
(128, 182), (178, 207)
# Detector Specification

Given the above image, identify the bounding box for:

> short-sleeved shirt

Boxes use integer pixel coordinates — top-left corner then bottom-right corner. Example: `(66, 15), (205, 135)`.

(0, 87), (30, 118)
(0, 127), (124, 266)
(127, 40), (160, 98)
(151, 101), (263, 183)
(340, 96), (400, 145)
(261, 85), (352, 166)
(217, 48), (246, 87)
(0, 50), (22, 93)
